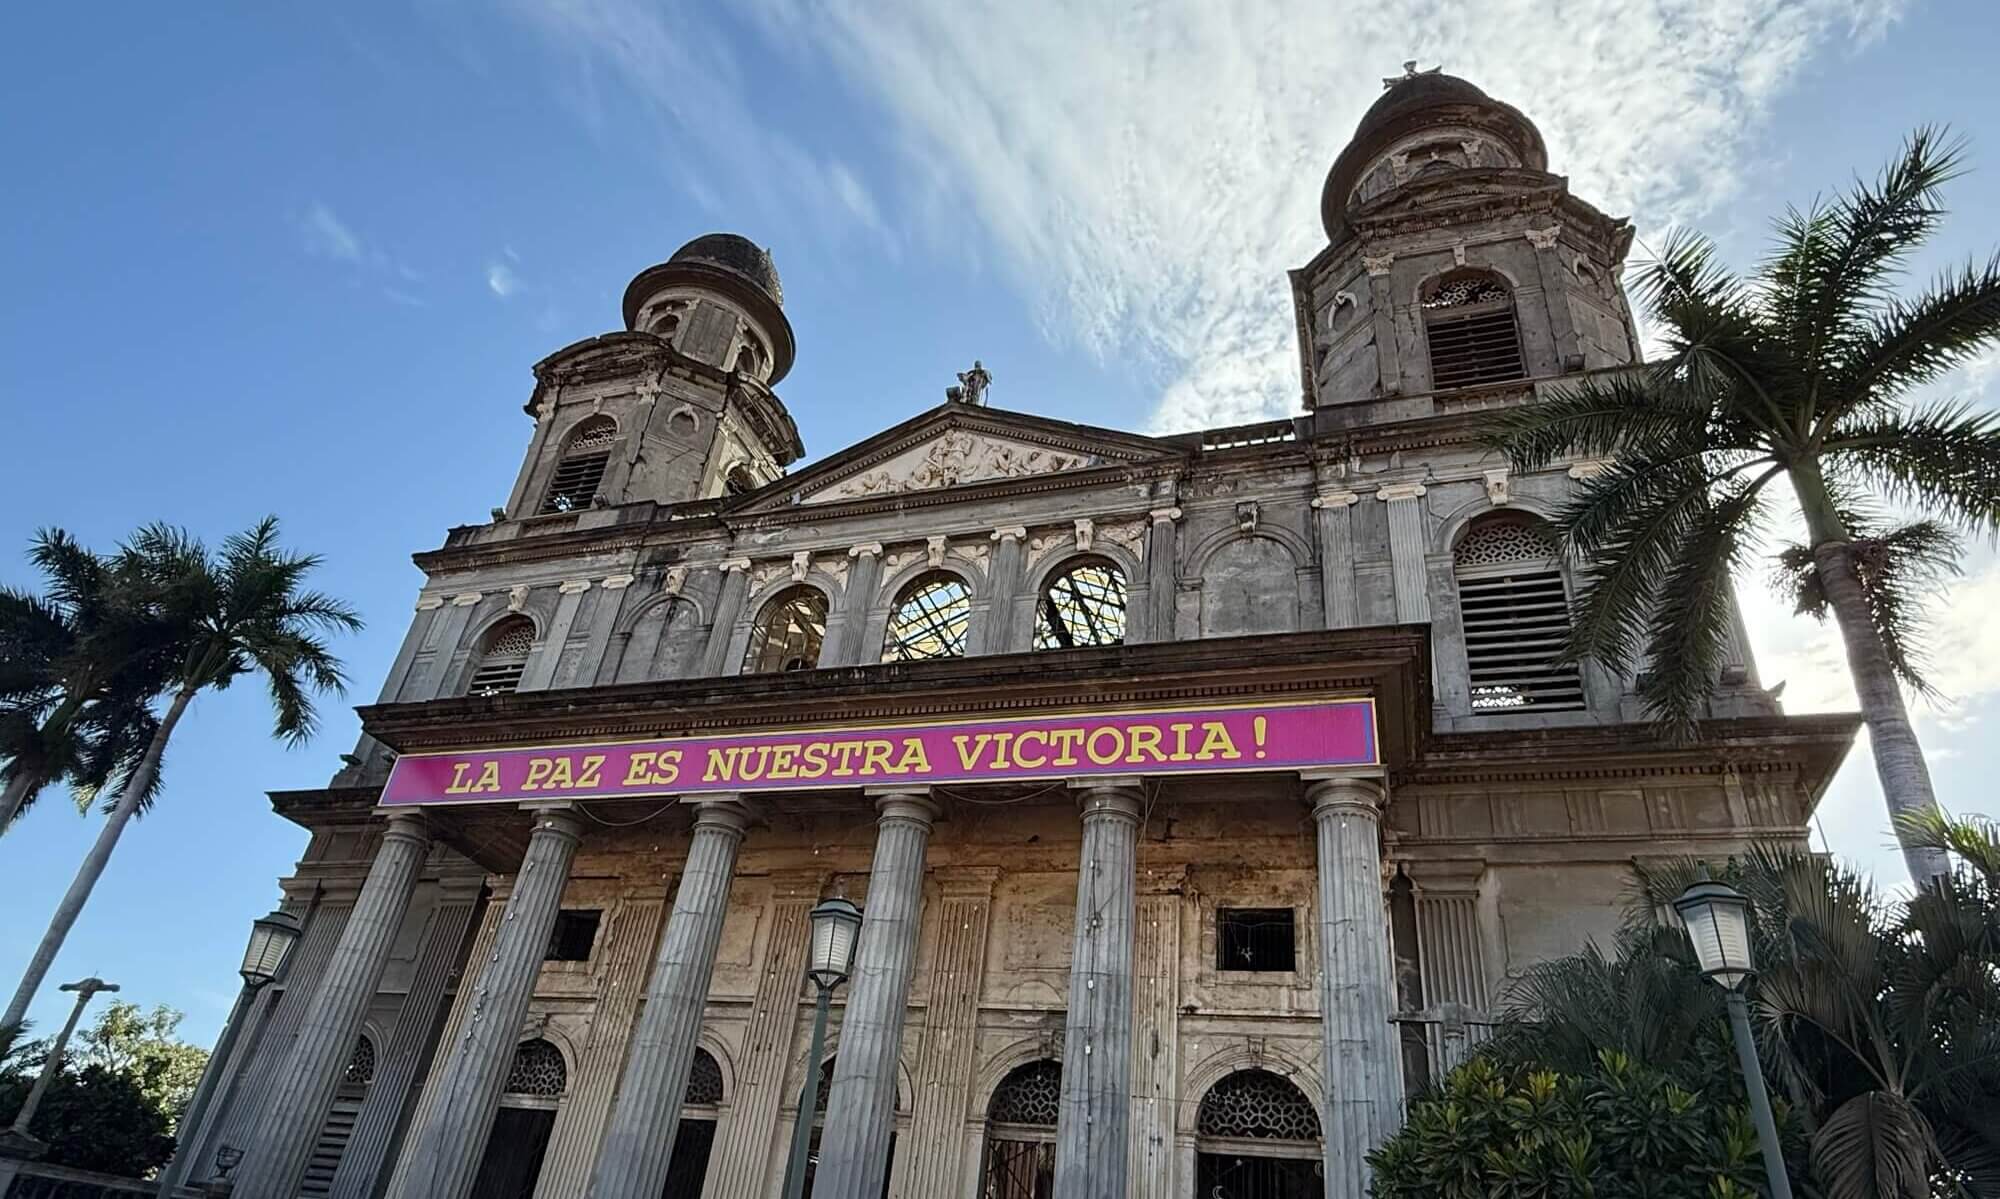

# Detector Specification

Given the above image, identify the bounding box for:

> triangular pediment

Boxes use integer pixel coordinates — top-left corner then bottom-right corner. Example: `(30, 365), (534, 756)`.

(746, 404), (1184, 510)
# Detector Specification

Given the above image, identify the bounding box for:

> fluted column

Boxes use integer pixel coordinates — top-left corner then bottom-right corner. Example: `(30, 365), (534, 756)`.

(699, 558), (752, 677)
(1307, 776), (1404, 1197)
(1052, 781), (1141, 1199)
(586, 799), (748, 1198)
(984, 528), (1027, 654)
(825, 543), (883, 667)
(814, 791), (938, 1199)
(384, 807), (583, 1199)
(1141, 508), (1180, 643)
(1378, 485), (1430, 625)
(1312, 487), (1361, 628)
(234, 812), (432, 1198)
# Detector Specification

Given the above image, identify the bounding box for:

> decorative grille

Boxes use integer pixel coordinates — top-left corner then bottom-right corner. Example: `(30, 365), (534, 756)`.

(468, 618), (533, 696)
(1197, 1070), (1322, 1142)
(1422, 272), (1524, 390)
(685, 1048), (724, 1105)
(342, 1035), (376, 1088)
(883, 573), (971, 662)
(1454, 519), (1584, 711)
(987, 1060), (1062, 1127)
(1033, 561), (1127, 650)
(743, 587), (828, 674)
(566, 417), (618, 452)
(504, 1038), (567, 1097)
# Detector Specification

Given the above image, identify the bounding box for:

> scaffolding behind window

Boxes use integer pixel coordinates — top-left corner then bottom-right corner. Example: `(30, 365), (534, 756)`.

(743, 586), (828, 674)
(1033, 559), (1127, 650)
(882, 573), (971, 662)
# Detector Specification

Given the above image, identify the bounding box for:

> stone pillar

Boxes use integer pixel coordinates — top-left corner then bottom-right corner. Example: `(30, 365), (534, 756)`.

(699, 558), (752, 677)
(1406, 860), (1492, 1076)
(706, 875), (824, 1199)
(1053, 781), (1142, 1199)
(1363, 253), (1403, 395)
(1307, 776), (1404, 1196)
(825, 544), (883, 667)
(893, 869), (997, 1199)
(984, 528), (1027, 654)
(414, 592), (483, 699)
(814, 792), (938, 1199)
(1378, 485), (1430, 625)
(233, 814), (431, 1198)
(1129, 866), (1185, 1199)
(1142, 508), (1180, 643)
(1312, 487), (1361, 628)
(522, 579), (592, 691)
(586, 800), (748, 1198)
(1525, 225), (1583, 370)
(383, 807), (583, 1199)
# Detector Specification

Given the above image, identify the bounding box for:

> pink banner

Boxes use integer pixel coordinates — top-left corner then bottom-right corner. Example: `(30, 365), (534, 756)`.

(378, 699), (1377, 808)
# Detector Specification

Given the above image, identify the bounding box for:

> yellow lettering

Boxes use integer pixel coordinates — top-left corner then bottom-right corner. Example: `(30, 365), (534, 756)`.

(521, 758), (555, 791)
(651, 749), (682, 786)
(767, 744), (801, 780)
(953, 733), (992, 771)
(1125, 725), (1166, 764)
(704, 747), (740, 783)
(545, 758), (575, 790)
(623, 752), (657, 787)
(1048, 728), (1085, 766)
(990, 732), (1015, 769)
(1196, 721), (1241, 761)
(1085, 727), (1125, 765)
(1012, 729), (1048, 768)
(860, 740), (896, 776)
(577, 755), (604, 789)
(445, 761), (475, 794)
(894, 738), (930, 775)
(1168, 723), (1195, 762)
(737, 746), (770, 782)
(830, 741), (866, 777)
(471, 761), (501, 793)
(800, 743), (830, 780)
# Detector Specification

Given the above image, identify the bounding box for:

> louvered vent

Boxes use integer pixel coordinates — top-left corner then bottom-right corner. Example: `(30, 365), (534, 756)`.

(1454, 519), (1584, 711)
(469, 619), (533, 696)
(1423, 271), (1526, 390)
(539, 417), (618, 513)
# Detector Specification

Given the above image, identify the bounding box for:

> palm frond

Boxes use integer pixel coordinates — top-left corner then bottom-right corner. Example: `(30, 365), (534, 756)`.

(1775, 518), (1960, 694)
(1828, 400), (2000, 534)
(1631, 479), (1770, 735)
(1832, 252), (2000, 410)
(1810, 1090), (1939, 1199)
(1484, 370), (1713, 470)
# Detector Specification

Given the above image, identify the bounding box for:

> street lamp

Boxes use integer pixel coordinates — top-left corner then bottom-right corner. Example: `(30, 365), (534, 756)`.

(781, 897), (863, 1199)
(1674, 876), (1792, 1199)
(158, 909), (303, 1193)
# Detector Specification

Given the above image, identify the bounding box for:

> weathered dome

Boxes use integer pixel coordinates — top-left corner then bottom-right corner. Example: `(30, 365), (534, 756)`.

(668, 233), (784, 306)
(1319, 72), (1547, 242)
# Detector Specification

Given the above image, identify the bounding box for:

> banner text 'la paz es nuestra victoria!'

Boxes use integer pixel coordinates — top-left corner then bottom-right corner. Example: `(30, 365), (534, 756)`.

(379, 699), (1378, 808)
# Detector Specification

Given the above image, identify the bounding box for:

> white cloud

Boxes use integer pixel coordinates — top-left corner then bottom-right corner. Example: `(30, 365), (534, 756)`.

(725, 0), (1901, 430)
(487, 261), (523, 298)
(300, 201), (363, 262)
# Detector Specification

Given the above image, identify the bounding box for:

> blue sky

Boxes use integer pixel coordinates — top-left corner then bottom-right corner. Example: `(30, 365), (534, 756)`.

(3, 0), (1997, 1047)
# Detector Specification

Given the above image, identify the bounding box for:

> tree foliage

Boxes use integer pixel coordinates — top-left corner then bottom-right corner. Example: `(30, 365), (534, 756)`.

(73, 1000), (208, 1127)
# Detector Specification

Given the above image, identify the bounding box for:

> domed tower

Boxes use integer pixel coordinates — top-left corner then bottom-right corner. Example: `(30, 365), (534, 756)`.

(1292, 70), (1638, 420)
(502, 233), (806, 519)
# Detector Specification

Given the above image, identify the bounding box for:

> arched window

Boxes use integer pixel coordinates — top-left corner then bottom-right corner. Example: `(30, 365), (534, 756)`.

(1421, 269), (1525, 390)
(300, 1036), (376, 1197)
(723, 463), (759, 497)
(617, 597), (703, 683)
(1034, 559), (1126, 650)
(732, 338), (764, 375)
(664, 1049), (725, 1199)
(743, 587), (828, 674)
(467, 617), (534, 696)
(882, 572), (971, 662)
(649, 310), (682, 339)
(1194, 1069), (1322, 1197)
(504, 1039), (568, 1099)
(540, 416), (618, 514)
(980, 1060), (1061, 1199)
(1453, 517), (1584, 711)
(476, 1039), (566, 1199)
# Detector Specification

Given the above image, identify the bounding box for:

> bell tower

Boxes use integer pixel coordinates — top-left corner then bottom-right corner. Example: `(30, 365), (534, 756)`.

(1291, 69), (1639, 422)
(501, 233), (806, 520)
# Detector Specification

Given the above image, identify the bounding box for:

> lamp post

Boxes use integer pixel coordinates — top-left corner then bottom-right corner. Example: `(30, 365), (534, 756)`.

(780, 897), (863, 1199)
(0, 977), (120, 1193)
(157, 908), (303, 1193)
(1673, 875), (1793, 1199)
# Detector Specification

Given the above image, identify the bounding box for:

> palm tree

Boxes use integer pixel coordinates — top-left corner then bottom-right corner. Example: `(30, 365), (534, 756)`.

(1, 531), (171, 834)
(0, 519), (360, 1045)
(1487, 129), (2000, 885)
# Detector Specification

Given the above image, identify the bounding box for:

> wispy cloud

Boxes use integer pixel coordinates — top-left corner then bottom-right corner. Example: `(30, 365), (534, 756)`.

(299, 201), (363, 262)
(487, 260), (523, 298)
(298, 200), (429, 308)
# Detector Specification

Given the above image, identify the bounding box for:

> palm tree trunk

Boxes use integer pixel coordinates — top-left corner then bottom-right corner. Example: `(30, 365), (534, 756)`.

(0, 775), (34, 836)
(1793, 468), (1952, 886)
(0, 687), (196, 1042)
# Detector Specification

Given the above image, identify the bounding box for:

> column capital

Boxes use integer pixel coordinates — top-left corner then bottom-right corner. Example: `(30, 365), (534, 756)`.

(520, 805), (586, 844)
(558, 578), (593, 595)
(847, 541), (884, 558)
(866, 789), (940, 828)
(600, 573), (637, 591)
(1303, 774), (1387, 821)
(719, 556), (753, 574)
(687, 796), (751, 839)
(416, 593), (446, 611)
(990, 526), (1027, 543)
(1069, 777), (1144, 823)
(380, 810), (431, 849)
(1312, 489), (1361, 509)
(1148, 506), (1182, 525)
(450, 591), (483, 607)
(1399, 857), (1487, 895)
(1376, 482), (1427, 502)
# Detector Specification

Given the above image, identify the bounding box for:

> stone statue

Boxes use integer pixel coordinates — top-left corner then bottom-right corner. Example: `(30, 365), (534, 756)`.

(1382, 60), (1442, 89)
(945, 360), (992, 406)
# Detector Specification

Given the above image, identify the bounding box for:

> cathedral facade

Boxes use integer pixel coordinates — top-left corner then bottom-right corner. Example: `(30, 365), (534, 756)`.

(186, 74), (1853, 1199)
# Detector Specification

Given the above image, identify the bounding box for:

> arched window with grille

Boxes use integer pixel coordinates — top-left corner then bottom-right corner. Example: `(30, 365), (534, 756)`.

(663, 1048), (726, 1199)
(979, 1060), (1061, 1199)
(723, 463), (759, 497)
(1421, 269), (1526, 390)
(882, 572), (971, 662)
(1453, 516), (1584, 711)
(539, 415), (618, 513)
(1034, 559), (1126, 650)
(743, 586), (828, 674)
(1194, 1069), (1323, 1198)
(466, 617), (534, 696)
(299, 1036), (375, 1198)
(472, 1039), (567, 1198)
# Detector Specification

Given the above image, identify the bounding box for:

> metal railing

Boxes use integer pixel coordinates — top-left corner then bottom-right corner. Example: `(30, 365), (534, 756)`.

(1, 1161), (178, 1199)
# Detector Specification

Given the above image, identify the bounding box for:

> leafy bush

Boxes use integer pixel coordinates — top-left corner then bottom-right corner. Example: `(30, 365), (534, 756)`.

(0, 1061), (175, 1176)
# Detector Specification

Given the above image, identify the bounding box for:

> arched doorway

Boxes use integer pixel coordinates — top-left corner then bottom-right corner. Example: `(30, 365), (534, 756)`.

(470, 1038), (566, 1199)
(978, 1059), (1061, 1198)
(662, 1048), (724, 1199)
(1193, 1069), (1322, 1198)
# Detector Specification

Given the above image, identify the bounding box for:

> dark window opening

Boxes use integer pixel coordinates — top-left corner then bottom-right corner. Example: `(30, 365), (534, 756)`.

(546, 909), (602, 962)
(1422, 270), (1526, 390)
(540, 417), (618, 514)
(1217, 908), (1296, 972)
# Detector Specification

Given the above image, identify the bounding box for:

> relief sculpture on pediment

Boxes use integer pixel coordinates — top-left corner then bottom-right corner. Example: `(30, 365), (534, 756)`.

(815, 432), (1097, 501)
